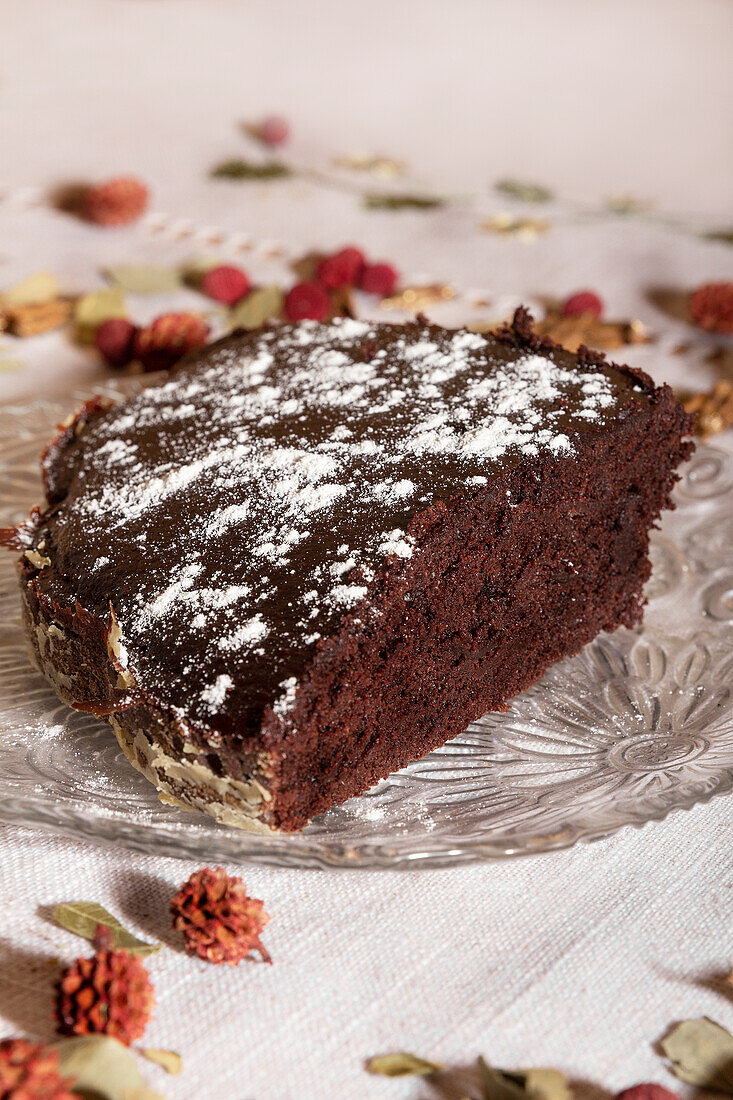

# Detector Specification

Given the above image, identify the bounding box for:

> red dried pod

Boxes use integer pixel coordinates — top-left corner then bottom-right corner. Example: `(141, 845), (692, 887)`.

(616, 1085), (681, 1100)
(284, 281), (330, 322)
(171, 866), (272, 965)
(56, 949), (154, 1045)
(82, 177), (149, 227)
(359, 262), (399, 298)
(316, 247), (366, 289)
(0, 1038), (77, 1100)
(94, 318), (138, 368)
(562, 290), (604, 319)
(690, 281), (733, 335)
(200, 265), (251, 305)
(134, 312), (210, 372)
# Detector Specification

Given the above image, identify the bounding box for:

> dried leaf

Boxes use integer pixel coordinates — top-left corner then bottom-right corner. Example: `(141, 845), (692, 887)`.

(363, 192), (444, 211)
(0, 356), (24, 372)
(2, 299), (73, 337)
(702, 228), (733, 246)
(680, 381), (733, 439)
(1, 271), (60, 306)
(535, 310), (647, 353)
(481, 214), (550, 241)
(381, 284), (455, 311)
(141, 1049), (182, 1075)
(210, 159), (291, 180)
(605, 194), (652, 215)
(365, 1052), (444, 1077)
(661, 1017), (733, 1092)
(106, 265), (182, 295)
(49, 1036), (162, 1100)
(478, 1060), (571, 1100)
(495, 178), (553, 203)
(74, 288), (128, 343)
(333, 153), (406, 178)
(54, 901), (161, 956)
(228, 285), (284, 330)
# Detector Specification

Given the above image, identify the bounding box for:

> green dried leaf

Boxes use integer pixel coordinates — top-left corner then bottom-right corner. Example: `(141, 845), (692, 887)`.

(49, 1036), (165, 1100)
(54, 901), (161, 956)
(363, 192), (444, 211)
(2, 271), (60, 306)
(702, 228), (733, 245)
(365, 1052), (444, 1077)
(141, 1049), (182, 1076)
(74, 288), (128, 343)
(0, 356), (24, 372)
(106, 265), (182, 294)
(228, 285), (284, 330)
(661, 1017), (733, 1092)
(210, 159), (291, 180)
(478, 1059), (571, 1100)
(495, 178), (553, 203)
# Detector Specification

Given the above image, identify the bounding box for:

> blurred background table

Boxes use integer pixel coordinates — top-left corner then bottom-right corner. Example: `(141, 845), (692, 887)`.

(1, 2), (732, 1098)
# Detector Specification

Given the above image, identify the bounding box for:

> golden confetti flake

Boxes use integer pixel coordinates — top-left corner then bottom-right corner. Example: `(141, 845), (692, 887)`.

(680, 381), (733, 438)
(332, 153), (407, 178)
(380, 284), (455, 311)
(605, 194), (653, 215)
(535, 311), (652, 353)
(480, 213), (550, 242)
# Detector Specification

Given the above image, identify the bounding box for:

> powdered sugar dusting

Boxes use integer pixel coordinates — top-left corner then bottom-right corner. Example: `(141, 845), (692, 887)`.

(47, 318), (631, 726)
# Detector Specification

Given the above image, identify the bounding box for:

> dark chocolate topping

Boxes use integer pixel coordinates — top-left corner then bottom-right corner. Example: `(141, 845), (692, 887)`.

(33, 318), (649, 738)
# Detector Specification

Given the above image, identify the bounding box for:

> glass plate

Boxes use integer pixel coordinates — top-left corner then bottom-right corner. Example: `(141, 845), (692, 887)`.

(1, 380), (732, 869)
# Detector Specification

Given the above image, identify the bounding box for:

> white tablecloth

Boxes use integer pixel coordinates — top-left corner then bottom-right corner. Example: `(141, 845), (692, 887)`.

(1, 3), (732, 1097)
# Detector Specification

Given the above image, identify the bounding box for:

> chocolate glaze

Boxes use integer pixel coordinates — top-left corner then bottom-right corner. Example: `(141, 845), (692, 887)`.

(28, 318), (652, 744)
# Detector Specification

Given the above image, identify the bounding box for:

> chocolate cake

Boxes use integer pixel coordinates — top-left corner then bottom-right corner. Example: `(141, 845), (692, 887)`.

(3, 311), (694, 832)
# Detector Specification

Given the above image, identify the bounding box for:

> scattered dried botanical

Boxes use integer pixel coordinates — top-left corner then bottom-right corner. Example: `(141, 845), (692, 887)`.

(0, 1038), (76, 1100)
(54, 901), (161, 956)
(56, 943), (155, 1045)
(210, 159), (291, 180)
(661, 1017), (733, 1092)
(141, 1048), (182, 1075)
(365, 1052), (444, 1076)
(536, 310), (649, 353)
(495, 179), (553, 203)
(381, 283), (455, 311)
(2, 298), (73, 337)
(689, 281), (733, 335)
(228, 285), (284, 330)
(605, 194), (652, 215)
(333, 153), (407, 177)
(481, 214), (550, 241)
(49, 1036), (166, 1100)
(106, 265), (183, 295)
(1, 271), (61, 306)
(363, 192), (444, 211)
(170, 866), (272, 965)
(680, 381), (733, 438)
(74, 288), (128, 343)
(478, 1058), (572, 1100)
(702, 228), (733, 245)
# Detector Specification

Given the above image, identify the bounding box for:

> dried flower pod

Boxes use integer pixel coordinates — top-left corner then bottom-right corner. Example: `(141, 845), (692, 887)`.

(134, 312), (210, 372)
(56, 947), (154, 1045)
(284, 282), (330, 322)
(689, 282), (733, 335)
(0, 1038), (77, 1099)
(170, 866), (271, 965)
(82, 177), (149, 227)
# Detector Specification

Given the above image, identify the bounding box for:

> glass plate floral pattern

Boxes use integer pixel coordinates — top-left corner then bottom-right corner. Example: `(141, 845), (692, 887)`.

(1, 381), (732, 869)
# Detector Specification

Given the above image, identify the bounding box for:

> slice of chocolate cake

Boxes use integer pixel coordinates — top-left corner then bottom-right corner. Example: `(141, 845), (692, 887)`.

(3, 311), (694, 832)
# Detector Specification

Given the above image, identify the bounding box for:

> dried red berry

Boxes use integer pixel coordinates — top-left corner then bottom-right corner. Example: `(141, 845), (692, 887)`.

(284, 281), (330, 322)
(56, 948), (154, 1045)
(171, 866), (272, 965)
(616, 1085), (680, 1100)
(82, 177), (149, 227)
(200, 264), (251, 305)
(690, 281), (733, 335)
(562, 290), (604, 319)
(94, 317), (138, 368)
(316, 247), (366, 289)
(134, 312), (210, 372)
(0, 1038), (76, 1100)
(257, 115), (290, 146)
(359, 262), (399, 297)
